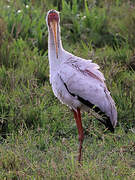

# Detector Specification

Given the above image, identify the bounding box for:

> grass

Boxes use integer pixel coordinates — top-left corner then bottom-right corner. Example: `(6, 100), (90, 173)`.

(0, 128), (135, 179)
(0, 0), (135, 179)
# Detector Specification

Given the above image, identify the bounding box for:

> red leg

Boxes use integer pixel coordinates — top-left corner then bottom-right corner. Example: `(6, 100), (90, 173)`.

(73, 108), (84, 163)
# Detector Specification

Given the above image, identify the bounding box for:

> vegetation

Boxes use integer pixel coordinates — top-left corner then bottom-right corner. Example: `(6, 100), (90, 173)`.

(0, 0), (135, 179)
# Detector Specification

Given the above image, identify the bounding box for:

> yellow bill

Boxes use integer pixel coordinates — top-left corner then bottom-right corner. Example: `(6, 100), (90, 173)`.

(50, 20), (58, 58)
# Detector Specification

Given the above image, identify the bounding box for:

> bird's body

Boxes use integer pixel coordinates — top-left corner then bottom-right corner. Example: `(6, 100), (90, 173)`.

(46, 9), (117, 162)
(50, 52), (116, 126)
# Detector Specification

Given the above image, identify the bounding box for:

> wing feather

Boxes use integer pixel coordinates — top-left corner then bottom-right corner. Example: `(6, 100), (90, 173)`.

(66, 57), (105, 82)
(59, 57), (117, 127)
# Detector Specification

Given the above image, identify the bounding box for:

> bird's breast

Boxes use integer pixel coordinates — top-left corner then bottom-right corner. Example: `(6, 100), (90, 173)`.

(51, 73), (81, 109)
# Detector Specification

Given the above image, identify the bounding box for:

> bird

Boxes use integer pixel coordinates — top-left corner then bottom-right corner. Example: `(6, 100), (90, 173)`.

(46, 9), (117, 163)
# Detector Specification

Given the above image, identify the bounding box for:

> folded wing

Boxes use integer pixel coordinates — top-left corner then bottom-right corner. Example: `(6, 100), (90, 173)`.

(59, 57), (117, 129)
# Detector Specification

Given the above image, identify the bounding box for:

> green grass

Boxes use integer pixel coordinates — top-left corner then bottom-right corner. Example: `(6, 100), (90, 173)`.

(0, 0), (135, 179)
(0, 128), (135, 179)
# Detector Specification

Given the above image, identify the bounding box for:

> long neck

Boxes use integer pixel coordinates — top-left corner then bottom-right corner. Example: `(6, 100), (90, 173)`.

(48, 24), (72, 83)
(48, 24), (63, 78)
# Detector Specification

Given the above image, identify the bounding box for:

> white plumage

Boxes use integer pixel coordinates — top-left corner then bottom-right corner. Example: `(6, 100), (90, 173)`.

(46, 9), (117, 162)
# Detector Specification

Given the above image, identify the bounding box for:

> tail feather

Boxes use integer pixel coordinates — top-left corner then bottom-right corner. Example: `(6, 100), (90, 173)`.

(104, 88), (117, 128)
(97, 116), (114, 133)
(77, 95), (116, 132)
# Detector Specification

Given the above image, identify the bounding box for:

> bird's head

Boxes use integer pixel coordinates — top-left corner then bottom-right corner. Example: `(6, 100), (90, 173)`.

(46, 10), (60, 58)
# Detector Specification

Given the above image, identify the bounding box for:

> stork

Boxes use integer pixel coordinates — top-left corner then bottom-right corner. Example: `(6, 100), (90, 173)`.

(46, 9), (117, 163)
